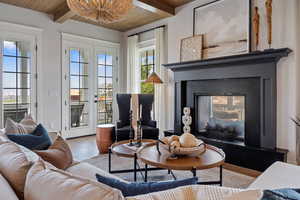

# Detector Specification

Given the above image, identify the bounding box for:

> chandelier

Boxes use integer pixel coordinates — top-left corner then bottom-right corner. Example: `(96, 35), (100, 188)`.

(67, 0), (133, 23)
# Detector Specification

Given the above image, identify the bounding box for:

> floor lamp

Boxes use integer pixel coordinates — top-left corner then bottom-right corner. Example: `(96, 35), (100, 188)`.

(145, 71), (163, 121)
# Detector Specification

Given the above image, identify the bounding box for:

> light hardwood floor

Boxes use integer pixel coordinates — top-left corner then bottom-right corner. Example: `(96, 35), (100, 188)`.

(67, 135), (99, 161)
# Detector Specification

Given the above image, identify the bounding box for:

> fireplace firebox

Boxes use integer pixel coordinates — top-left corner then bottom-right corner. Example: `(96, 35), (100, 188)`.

(163, 48), (291, 171)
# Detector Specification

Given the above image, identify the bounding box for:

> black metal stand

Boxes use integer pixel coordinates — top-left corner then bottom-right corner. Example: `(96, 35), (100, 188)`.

(194, 165), (223, 186)
(108, 148), (166, 182)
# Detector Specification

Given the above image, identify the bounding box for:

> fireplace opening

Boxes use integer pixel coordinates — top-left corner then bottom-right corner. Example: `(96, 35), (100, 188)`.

(197, 95), (245, 141)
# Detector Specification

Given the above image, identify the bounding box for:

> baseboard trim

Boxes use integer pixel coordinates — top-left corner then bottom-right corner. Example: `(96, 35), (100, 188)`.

(66, 134), (96, 140)
(223, 163), (262, 178)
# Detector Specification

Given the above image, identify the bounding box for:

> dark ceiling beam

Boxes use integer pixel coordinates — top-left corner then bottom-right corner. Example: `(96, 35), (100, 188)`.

(53, 1), (75, 23)
(134, 0), (175, 16)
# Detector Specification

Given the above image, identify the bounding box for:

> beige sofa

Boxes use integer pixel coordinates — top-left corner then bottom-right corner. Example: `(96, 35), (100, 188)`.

(0, 129), (299, 200)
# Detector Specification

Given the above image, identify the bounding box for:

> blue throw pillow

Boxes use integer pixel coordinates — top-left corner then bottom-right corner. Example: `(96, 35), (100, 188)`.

(262, 188), (300, 200)
(7, 124), (52, 150)
(96, 174), (198, 197)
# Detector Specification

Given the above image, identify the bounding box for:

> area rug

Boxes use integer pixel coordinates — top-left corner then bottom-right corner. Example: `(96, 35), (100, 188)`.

(84, 154), (255, 189)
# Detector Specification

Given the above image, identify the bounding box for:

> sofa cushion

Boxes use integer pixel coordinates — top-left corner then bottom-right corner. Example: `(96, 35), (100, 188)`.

(0, 141), (34, 199)
(7, 124), (52, 150)
(35, 136), (73, 170)
(24, 159), (124, 200)
(126, 185), (242, 200)
(249, 162), (300, 190)
(66, 162), (127, 183)
(96, 174), (198, 197)
(0, 174), (19, 200)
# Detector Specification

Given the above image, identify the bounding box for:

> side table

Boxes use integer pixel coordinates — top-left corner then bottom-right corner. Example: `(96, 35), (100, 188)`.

(96, 124), (114, 154)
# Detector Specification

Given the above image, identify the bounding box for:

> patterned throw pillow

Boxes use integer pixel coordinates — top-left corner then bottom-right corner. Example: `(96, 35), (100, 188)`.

(35, 136), (73, 170)
(20, 114), (38, 133)
(5, 118), (27, 134)
(5, 114), (37, 134)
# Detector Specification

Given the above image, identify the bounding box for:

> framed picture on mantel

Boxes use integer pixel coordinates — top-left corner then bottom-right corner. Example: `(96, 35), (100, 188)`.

(193, 0), (252, 59)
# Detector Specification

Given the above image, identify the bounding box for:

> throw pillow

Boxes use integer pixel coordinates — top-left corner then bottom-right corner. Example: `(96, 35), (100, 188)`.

(0, 141), (34, 199)
(5, 114), (37, 134)
(7, 124), (52, 150)
(20, 113), (38, 133)
(96, 174), (198, 197)
(25, 159), (124, 200)
(35, 136), (73, 169)
(5, 118), (27, 134)
(261, 188), (300, 200)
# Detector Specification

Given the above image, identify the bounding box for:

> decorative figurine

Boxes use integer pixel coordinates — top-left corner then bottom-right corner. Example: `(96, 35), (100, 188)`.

(128, 110), (134, 146)
(182, 107), (192, 134)
(253, 6), (260, 50)
(265, 0), (273, 48)
(135, 119), (142, 147)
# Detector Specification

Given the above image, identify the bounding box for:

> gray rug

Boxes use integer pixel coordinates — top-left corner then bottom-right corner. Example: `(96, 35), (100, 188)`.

(84, 154), (255, 189)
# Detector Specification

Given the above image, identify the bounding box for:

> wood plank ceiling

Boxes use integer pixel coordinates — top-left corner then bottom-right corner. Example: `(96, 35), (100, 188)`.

(0, 0), (195, 31)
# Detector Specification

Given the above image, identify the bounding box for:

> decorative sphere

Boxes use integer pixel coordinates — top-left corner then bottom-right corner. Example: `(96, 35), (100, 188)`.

(179, 133), (197, 148)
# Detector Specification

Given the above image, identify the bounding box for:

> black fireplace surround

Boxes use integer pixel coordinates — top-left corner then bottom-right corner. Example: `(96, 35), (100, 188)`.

(163, 48), (291, 171)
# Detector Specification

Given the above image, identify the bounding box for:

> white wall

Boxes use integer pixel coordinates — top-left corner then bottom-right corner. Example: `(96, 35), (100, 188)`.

(0, 3), (123, 132)
(124, 0), (300, 163)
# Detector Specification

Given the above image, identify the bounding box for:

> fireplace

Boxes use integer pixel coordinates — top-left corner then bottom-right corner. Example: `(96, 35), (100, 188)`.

(163, 48), (291, 171)
(197, 95), (245, 141)
(188, 77), (261, 147)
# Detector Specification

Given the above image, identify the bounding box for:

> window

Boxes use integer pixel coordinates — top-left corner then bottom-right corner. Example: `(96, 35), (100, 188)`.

(69, 48), (89, 128)
(140, 49), (155, 94)
(2, 40), (32, 123)
(97, 53), (113, 124)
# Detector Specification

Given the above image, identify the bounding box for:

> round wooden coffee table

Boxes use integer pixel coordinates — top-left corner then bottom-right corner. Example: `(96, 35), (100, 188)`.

(109, 139), (156, 181)
(137, 143), (225, 185)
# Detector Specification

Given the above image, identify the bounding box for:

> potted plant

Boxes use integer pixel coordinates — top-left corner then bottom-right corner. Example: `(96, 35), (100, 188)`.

(292, 117), (300, 165)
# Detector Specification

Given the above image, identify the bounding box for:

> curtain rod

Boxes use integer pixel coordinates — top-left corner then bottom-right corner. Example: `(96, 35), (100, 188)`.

(128, 25), (166, 37)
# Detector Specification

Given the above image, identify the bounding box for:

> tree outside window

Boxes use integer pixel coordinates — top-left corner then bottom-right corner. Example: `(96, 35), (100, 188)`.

(140, 49), (155, 94)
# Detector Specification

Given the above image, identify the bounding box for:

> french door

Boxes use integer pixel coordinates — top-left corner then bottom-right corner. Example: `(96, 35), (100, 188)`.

(0, 33), (37, 128)
(62, 37), (118, 138)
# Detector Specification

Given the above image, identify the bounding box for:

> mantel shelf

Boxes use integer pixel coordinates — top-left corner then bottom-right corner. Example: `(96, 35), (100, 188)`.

(163, 48), (292, 71)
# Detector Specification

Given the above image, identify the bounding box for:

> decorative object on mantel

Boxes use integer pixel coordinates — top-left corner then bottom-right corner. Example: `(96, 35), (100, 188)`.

(292, 117), (300, 165)
(180, 35), (203, 62)
(265, 0), (273, 48)
(253, 6), (260, 50)
(193, 0), (251, 59)
(67, 0), (133, 23)
(182, 107), (192, 133)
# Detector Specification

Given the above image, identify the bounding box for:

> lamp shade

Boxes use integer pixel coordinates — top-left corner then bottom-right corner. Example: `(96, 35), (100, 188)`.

(145, 72), (163, 84)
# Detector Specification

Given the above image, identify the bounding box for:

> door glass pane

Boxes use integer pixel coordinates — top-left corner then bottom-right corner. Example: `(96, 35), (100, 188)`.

(2, 40), (32, 124)
(69, 48), (89, 128)
(3, 57), (16, 72)
(97, 53), (114, 125)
